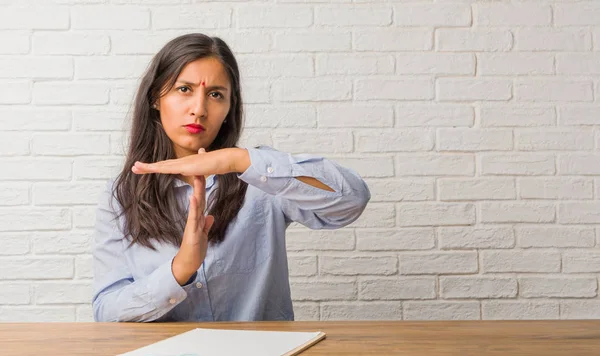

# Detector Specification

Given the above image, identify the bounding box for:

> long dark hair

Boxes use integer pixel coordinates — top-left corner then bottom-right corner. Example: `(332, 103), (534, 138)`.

(113, 33), (248, 250)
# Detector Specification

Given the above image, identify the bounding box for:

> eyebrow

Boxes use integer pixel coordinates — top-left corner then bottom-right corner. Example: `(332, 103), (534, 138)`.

(176, 80), (229, 92)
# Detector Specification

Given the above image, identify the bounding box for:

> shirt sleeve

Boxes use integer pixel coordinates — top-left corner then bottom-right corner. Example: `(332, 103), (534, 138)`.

(237, 146), (371, 229)
(92, 179), (194, 322)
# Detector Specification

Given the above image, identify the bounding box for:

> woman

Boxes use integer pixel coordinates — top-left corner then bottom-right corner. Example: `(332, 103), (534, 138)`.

(92, 33), (370, 322)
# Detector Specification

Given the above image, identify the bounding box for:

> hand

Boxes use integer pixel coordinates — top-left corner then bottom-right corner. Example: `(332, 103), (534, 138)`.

(131, 147), (251, 177)
(171, 149), (215, 285)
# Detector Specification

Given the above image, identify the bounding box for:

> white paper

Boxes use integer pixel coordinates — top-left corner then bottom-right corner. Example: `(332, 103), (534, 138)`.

(117, 328), (324, 356)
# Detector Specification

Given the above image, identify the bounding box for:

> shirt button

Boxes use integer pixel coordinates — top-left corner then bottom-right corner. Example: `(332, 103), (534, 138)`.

(169, 298), (177, 304)
(267, 166), (274, 174)
(196, 282), (203, 289)
(260, 176), (267, 182)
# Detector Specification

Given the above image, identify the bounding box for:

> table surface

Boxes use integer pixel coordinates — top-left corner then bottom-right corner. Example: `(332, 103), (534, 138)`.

(1, 320), (600, 355)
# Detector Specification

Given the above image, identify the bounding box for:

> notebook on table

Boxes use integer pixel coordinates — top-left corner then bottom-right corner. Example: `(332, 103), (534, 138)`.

(117, 327), (326, 356)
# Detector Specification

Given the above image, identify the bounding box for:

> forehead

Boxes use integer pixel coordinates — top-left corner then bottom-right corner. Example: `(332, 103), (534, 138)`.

(176, 57), (230, 87)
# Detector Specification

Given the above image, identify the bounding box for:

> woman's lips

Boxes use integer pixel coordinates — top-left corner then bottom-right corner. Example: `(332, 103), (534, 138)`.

(185, 124), (205, 134)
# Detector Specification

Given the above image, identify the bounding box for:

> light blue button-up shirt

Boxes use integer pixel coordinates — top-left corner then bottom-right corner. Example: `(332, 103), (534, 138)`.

(92, 146), (370, 322)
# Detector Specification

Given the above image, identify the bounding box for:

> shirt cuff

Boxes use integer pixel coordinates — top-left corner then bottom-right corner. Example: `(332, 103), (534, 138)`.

(147, 258), (189, 310)
(237, 147), (295, 195)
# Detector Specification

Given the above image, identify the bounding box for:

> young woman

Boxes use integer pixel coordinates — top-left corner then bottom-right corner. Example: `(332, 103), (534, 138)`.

(92, 33), (370, 322)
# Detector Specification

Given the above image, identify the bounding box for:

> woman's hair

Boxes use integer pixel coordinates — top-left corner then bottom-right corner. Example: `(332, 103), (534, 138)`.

(113, 33), (248, 250)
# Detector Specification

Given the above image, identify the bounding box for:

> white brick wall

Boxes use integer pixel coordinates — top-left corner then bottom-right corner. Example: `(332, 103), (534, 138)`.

(1, 0), (599, 323)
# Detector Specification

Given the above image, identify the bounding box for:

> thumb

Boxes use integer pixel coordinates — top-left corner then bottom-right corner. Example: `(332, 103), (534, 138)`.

(203, 215), (215, 234)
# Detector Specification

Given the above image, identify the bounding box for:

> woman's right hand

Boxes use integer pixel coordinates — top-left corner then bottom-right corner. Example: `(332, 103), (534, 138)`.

(171, 158), (215, 285)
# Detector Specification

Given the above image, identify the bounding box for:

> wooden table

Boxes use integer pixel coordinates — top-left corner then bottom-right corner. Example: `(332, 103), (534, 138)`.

(1, 321), (600, 355)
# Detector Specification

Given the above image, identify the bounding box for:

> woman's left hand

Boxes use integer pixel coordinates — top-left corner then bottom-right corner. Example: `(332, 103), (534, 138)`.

(131, 147), (251, 177)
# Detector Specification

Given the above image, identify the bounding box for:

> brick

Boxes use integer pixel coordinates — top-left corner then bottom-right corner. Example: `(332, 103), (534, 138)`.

(0, 284), (31, 305)
(557, 54), (600, 75)
(441, 277), (517, 299)
(318, 105), (392, 128)
(73, 110), (128, 131)
(238, 5), (311, 28)
(241, 79), (270, 104)
(437, 29), (512, 52)
(109, 81), (137, 106)
(286, 230), (354, 251)
(396, 53), (474, 75)
(275, 31), (351, 52)
(559, 202), (600, 224)
(74, 157), (124, 180)
(292, 302), (319, 321)
(515, 29), (591, 51)
(481, 154), (555, 175)
(516, 130), (594, 151)
(555, 3), (600, 26)
(287, 255), (317, 277)
(32, 231), (93, 254)
(356, 78), (434, 101)
(481, 250), (561, 273)
(396, 154), (474, 176)
(559, 106), (600, 126)
(0, 233), (30, 255)
(439, 178), (515, 201)
(359, 278), (435, 300)
(75, 56), (152, 79)
(481, 202), (555, 223)
(404, 301), (480, 320)
(316, 5), (391, 26)
(516, 227), (595, 248)
(348, 203), (395, 228)
(480, 106), (555, 127)
(356, 228), (435, 251)
(0, 159), (71, 181)
(209, 30), (272, 54)
(321, 302), (402, 321)
(33, 32), (109, 55)
(0, 307), (75, 322)
(559, 154), (600, 175)
(438, 129), (512, 151)
(396, 105), (474, 127)
(482, 301), (559, 320)
(0, 208), (70, 232)
(76, 305), (94, 322)
(561, 301), (600, 319)
(0, 108), (71, 131)
(354, 29), (432, 51)
(365, 179), (434, 202)
(563, 251), (600, 273)
(516, 79), (593, 102)
(0, 183), (29, 206)
(35, 282), (92, 304)
(0, 81), (30, 104)
(519, 178), (593, 200)
(397, 203), (475, 227)
(110, 32), (184, 55)
(0, 7), (68, 30)
(357, 129), (433, 152)
(439, 227), (514, 249)
(32, 134), (110, 156)
(394, 4), (470, 26)
(76, 255), (93, 279)
(274, 78), (351, 102)
(291, 278), (356, 301)
(329, 156), (394, 178)
(34, 82), (109, 105)
(245, 105), (315, 128)
(520, 277), (597, 298)
(110, 131), (129, 155)
(239, 55), (313, 78)
(72, 6), (150, 29)
(239, 130), (272, 149)
(474, 4), (551, 26)
(272, 130), (352, 153)
(73, 207), (97, 230)
(399, 252), (477, 275)
(0, 258), (73, 279)
(34, 183), (104, 206)
(317, 54), (394, 76)
(0, 32), (29, 54)
(437, 79), (512, 101)
(0, 133), (29, 156)
(321, 256), (397, 276)
(478, 53), (554, 75)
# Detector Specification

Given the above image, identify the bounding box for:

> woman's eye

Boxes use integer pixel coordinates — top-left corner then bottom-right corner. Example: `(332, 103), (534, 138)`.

(210, 92), (224, 99)
(178, 86), (191, 93)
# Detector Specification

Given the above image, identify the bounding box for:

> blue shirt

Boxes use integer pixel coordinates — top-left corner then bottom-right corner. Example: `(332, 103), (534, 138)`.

(92, 146), (370, 322)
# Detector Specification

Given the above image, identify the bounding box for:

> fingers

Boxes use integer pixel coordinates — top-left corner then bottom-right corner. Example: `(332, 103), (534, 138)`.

(186, 195), (198, 233)
(132, 160), (178, 175)
(198, 148), (206, 154)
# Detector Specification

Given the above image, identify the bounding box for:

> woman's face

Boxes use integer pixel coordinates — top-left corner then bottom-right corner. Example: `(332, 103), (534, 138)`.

(157, 57), (232, 158)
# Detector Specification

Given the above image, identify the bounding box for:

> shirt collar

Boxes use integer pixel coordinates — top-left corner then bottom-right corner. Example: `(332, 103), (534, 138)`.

(174, 174), (216, 190)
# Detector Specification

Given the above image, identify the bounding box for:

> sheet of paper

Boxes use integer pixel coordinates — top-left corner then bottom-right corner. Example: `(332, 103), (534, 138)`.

(117, 327), (325, 356)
